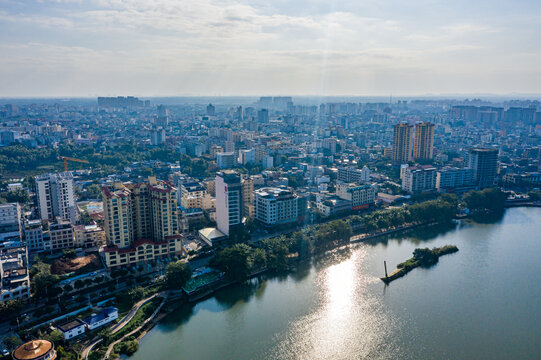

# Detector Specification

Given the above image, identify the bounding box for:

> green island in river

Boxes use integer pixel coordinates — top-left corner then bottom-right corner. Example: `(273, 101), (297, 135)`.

(381, 245), (459, 283)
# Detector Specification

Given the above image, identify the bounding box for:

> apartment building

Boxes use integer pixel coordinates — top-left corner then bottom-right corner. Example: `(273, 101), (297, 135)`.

(35, 172), (77, 223)
(336, 182), (377, 210)
(255, 187), (308, 226)
(101, 177), (184, 268)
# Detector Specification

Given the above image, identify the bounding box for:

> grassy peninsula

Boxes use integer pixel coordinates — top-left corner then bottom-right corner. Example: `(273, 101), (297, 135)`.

(382, 245), (459, 283)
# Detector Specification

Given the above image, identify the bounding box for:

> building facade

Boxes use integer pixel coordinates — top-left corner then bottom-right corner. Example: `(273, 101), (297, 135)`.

(0, 244), (30, 302)
(467, 148), (499, 189)
(0, 203), (21, 242)
(101, 177), (183, 268)
(215, 171), (243, 236)
(35, 172), (77, 223)
(336, 183), (377, 210)
(436, 167), (476, 193)
(217, 152), (236, 169)
(392, 123), (413, 165)
(49, 220), (75, 250)
(413, 122), (435, 161)
(254, 187), (308, 226)
(337, 166), (370, 184)
(402, 165), (437, 194)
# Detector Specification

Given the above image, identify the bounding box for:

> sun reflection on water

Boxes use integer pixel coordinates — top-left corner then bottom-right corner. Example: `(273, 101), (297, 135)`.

(269, 246), (398, 360)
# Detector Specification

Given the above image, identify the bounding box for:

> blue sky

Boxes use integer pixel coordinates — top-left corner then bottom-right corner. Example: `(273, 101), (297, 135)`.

(1, 0), (541, 97)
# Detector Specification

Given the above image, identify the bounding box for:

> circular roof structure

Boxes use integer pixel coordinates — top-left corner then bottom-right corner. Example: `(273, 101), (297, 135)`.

(12, 340), (55, 360)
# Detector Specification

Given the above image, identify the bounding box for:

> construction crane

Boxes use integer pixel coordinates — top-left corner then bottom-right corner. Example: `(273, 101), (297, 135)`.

(60, 156), (90, 171)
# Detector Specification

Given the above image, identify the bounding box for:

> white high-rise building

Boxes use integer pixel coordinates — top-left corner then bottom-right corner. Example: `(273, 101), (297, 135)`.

(254, 188), (308, 226)
(215, 171), (243, 236)
(336, 183), (377, 210)
(35, 172), (77, 223)
(0, 203), (22, 242)
(402, 165), (437, 194)
(238, 149), (255, 165)
(337, 166), (371, 184)
(217, 152), (237, 169)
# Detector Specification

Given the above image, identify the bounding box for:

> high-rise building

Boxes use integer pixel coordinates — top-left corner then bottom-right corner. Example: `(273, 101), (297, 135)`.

(436, 167), (476, 193)
(337, 166), (371, 184)
(402, 165), (437, 194)
(238, 149), (255, 165)
(150, 128), (166, 146)
(210, 145), (223, 159)
(215, 171), (243, 236)
(413, 122), (435, 161)
(206, 103), (215, 116)
(336, 183), (377, 210)
(217, 152), (236, 169)
(254, 188), (308, 226)
(24, 220), (44, 252)
(0, 203), (21, 242)
(242, 177), (255, 219)
(101, 177), (183, 268)
(392, 123), (413, 165)
(156, 105), (169, 128)
(180, 182), (207, 209)
(35, 172), (77, 224)
(467, 148), (499, 189)
(257, 109), (269, 123)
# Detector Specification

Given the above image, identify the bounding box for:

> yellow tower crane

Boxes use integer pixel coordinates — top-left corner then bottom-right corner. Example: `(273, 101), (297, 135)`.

(60, 156), (90, 171)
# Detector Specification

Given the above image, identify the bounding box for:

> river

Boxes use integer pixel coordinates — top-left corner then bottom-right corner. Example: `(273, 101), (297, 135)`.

(128, 207), (541, 359)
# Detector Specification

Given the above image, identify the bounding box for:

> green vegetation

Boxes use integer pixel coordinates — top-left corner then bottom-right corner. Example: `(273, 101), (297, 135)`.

(165, 261), (193, 290)
(209, 244), (257, 282)
(3, 335), (22, 351)
(463, 188), (507, 214)
(0, 142), (215, 179)
(353, 196), (457, 233)
(29, 258), (60, 298)
(383, 245), (459, 283)
(0, 299), (23, 320)
(114, 339), (139, 356)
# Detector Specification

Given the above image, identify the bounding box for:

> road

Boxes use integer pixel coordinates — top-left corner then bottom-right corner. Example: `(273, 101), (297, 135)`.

(81, 292), (164, 360)
(104, 294), (168, 359)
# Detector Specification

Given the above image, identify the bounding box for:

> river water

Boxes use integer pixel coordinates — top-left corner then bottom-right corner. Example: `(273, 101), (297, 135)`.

(129, 207), (541, 359)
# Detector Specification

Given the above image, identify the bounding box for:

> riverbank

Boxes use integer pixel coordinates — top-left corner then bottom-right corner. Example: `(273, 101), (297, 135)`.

(381, 245), (459, 283)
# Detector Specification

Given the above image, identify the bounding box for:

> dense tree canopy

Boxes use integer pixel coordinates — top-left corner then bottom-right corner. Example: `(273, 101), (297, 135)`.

(165, 261), (193, 290)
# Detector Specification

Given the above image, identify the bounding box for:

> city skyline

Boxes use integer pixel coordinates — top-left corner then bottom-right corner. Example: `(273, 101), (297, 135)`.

(2, 0), (541, 97)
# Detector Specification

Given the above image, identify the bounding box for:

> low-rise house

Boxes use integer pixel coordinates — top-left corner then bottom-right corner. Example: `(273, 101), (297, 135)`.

(82, 307), (119, 330)
(57, 319), (86, 340)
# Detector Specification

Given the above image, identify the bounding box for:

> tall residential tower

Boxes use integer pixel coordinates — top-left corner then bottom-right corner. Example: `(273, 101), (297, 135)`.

(413, 122), (435, 161)
(392, 123), (413, 165)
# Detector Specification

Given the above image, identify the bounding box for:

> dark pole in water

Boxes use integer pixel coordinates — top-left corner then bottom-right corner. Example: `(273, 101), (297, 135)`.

(384, 261), (388, 278)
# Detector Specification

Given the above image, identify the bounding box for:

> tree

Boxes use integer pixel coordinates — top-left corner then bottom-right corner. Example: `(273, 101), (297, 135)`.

(4, 189), (30, 204)
(210, 244), (253, 282)
(0, 299), (23, 319)
(63, 284), (73, 292)
(98, 328), (113, 345)
(165, 261), (193, 290)
(31, 260), (60, 298)
(46, 329), (64, 344)
(260, 237), (289, 271)
(290, 231), (313, 259)
(3, 335), (22, 350)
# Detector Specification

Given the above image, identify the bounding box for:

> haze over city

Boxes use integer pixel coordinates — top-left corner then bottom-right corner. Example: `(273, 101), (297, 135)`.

(2, 0), (541, 97)
(1, 1), (541, 360)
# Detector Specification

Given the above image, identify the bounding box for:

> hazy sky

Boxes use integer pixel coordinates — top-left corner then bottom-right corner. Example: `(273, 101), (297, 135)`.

(1, 0), (541, 97)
